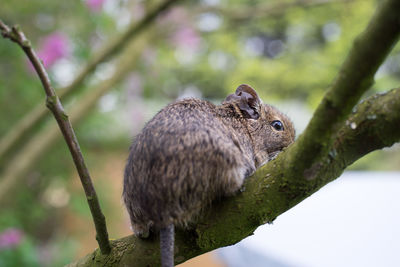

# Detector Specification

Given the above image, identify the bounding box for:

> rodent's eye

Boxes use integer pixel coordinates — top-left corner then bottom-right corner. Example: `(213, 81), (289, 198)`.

(271, 120), (284, 131)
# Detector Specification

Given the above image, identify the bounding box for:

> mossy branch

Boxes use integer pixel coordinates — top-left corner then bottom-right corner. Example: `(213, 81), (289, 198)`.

(0, 19), (111, 255)
(0, 0), (180, 161)
(66, 88), (400, 266)
(334, 89), (400, 166)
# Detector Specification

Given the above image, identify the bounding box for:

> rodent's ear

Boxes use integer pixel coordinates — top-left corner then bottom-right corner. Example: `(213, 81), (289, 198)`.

(224, 84), (261, 119)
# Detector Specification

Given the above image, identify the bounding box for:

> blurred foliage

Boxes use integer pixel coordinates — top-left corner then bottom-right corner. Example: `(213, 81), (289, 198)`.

(0, 0), (399, 265)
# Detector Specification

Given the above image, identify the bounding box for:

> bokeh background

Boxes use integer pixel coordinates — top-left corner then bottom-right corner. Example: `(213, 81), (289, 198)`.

(0, 0), (399, 266)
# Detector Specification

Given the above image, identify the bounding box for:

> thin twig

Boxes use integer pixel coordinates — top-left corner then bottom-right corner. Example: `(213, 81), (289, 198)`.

(0, 20), (112, 254)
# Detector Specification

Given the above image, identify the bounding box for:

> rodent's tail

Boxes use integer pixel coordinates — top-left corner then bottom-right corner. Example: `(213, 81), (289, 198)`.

(160, 224), (174, 267)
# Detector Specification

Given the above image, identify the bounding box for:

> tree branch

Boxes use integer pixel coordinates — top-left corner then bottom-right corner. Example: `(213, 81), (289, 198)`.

(0, 0), (180, 161)
(334, 88), (400, 167)
(0, 20), (111, 255)
(66, 88), (400, 266)
(286, 0), (400, 179)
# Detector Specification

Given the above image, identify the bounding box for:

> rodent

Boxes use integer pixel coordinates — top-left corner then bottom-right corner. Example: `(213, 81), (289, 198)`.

(123, 84), (295, 267)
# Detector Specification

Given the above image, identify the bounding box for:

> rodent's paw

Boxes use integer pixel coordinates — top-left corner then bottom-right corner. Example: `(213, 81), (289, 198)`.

(268, 150), (282, 161)
(137, 230), (150, 239)
(131, 223), (152, 239)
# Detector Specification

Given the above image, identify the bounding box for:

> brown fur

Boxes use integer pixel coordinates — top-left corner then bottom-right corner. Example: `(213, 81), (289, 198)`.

(123, 85), (295, 236)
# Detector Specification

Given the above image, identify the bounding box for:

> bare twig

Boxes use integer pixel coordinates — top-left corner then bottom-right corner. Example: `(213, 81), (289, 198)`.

(0, 0), (180, 161)
(0, 20), (111, 254)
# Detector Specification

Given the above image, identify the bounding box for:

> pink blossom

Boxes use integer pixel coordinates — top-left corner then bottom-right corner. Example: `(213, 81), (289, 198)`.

(86, 0), (105, 12)
(171, 26), (201, 50)
(0, 228), (23, 249)
(37, 32), (69, 68)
